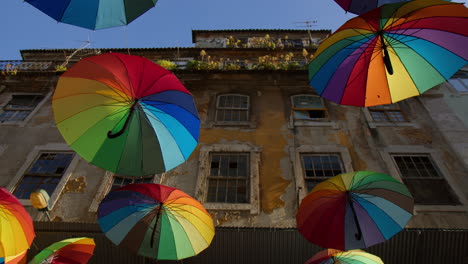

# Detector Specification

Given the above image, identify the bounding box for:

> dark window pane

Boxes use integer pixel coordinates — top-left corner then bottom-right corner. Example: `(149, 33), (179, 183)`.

(403, 179), (460, 205)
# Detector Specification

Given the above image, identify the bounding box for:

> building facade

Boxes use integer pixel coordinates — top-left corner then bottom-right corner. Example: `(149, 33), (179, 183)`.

(1, 29), (467, 262)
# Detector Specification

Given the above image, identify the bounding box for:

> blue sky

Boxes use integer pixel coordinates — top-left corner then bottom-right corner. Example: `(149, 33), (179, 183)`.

(2, 0), (466, 60)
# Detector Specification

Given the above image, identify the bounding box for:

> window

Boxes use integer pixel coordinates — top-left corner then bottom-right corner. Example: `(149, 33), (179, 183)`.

(392, 154), (460, 205)
(368, 104), (408, 122)
(291, 95), (328, 121)
(111, 175), (154, 191)
(195, 144), (260, 214)
(13, 152), (74, 199)
(89, 172), (157, 212)
(301, 154), (344, 192)
(293, 145), (353, 201)
(0, 94), (45, 122)
(207, 153), (249, 203)
(448, 70), (468, 92)
(215, 94), (249, 122)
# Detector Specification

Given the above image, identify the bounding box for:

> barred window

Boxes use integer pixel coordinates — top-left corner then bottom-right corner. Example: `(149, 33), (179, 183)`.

(13, 152), (74, 199)
(207, 153), (249, 203)
(215, 94), (249, 122)
(292, 95), (328, 121)
(369, 103), (407, 122)
(111, 175), (154, 191)
(301, 154), (344, 192)
(0, 94), (44, 122)
(392, 154), (460, 205)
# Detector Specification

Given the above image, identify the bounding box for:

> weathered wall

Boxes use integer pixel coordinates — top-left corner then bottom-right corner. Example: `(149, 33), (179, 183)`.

(1, 66), (467, 229)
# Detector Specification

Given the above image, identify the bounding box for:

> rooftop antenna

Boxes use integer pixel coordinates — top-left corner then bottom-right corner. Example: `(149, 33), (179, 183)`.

(294, 20), (318, 43)
(58, 36), (93, 70)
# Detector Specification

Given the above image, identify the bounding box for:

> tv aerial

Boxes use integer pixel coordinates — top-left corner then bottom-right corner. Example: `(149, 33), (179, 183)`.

(294, 20), (318, 42)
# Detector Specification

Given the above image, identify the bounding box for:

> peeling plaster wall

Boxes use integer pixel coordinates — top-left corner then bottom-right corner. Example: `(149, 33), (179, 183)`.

(1, 66), (468, 229)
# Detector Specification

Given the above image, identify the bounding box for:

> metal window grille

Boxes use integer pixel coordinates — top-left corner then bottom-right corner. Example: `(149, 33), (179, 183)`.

(369, 103), (408, 122)
(215, 94), (249, 122)
(111, 175), (154, 191)
(291, 95), (328, 121)
(13, 152), (74, 199)
(301, 154), (344, 192)
(207, 153), (250, 203)
(0, 94), (44, 122)
(392, 154), (460, 205)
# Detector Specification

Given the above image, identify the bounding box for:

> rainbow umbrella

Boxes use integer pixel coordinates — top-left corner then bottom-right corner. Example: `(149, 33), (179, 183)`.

(24, 0), (158, 30)
(333, 0), (407, 15)
(306, 249), (384, 264)
(309, 0), (468, 107)
(53, 53), (200, 176)
(0, 250), (27, 264)
(97, 183), (215, 260)
(296, 171), (413, 250)
(30, 237), (95, 264)
(0, 187), (35, 262)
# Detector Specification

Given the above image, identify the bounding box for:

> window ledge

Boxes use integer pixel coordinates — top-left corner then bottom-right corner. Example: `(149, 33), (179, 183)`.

(204, 202), (258, 215)
(205, 121), (257, 128)
(19, 199), (32, 206)
(367, 121), (417, 129)
(414, 205), (467, 213)
(292, 120), (339, 129)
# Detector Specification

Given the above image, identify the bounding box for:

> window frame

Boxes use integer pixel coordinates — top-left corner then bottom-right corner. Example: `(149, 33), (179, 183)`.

(88, 172), (158, 213)
(0, 92), (50, 126)
(363, 102), (416, 128)
(6, 143), (80, 208)
(195, 143), (261, 214)
(379, 145), (467, 212)
(213, 94), (252, 126)
(292, 145), (353, 202)
(207, 152), (250, 204)
(300, 153), (345, 193)
(290, 94), (338, 128)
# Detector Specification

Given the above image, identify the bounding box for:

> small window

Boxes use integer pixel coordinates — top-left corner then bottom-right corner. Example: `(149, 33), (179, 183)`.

(448, 70), (468, 92)
(292, 95), (328, 121)
(392, 154), (460, 205)
(0, 94), (45, 122)
(207, 153), (250, 203)
(215, 94), (249, 122)
(301, 154), (344, 192)
(368, 103), (407, 122)
(111, 175), (154, 191)
(13, 152), (74, 199)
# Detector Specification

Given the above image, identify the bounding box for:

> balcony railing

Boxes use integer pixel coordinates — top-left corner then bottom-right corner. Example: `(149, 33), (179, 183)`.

(1, 57), (309, 74)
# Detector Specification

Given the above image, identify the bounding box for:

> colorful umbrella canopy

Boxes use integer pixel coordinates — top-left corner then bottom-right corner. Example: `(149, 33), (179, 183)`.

(0, 187), (35, 262)
(306, 249), (384, 264)
(334, 0), (410, 15)
(97, 183), (215, 260)
(30, 237), (95, 264)
(309, 0), (468, 107)
(53, 52), (200, 176)
(296, 171), (414, 250)
(0, 250), (27, 264)
(24, 0), (158, 30)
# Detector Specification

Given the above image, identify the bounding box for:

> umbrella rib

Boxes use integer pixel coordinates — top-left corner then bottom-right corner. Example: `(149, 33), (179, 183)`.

(139, 72), (173, 98)
(55, 101), (132, 126)
(140, 101), (199, 141)
(113, 54), (137, 99)
(140, 104), (195, 158)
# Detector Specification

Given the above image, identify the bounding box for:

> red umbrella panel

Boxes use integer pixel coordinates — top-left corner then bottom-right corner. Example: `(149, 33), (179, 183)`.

(0, 187), (35, 261)
(296, 171), (414, 250)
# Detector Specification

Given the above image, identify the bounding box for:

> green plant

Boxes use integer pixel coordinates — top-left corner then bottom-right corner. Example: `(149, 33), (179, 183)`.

(155, 60), (177, 70)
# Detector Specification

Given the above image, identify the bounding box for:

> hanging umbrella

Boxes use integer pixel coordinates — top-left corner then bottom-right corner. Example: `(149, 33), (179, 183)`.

(0, 250), (27, 264)
(0, 187), (35, 262)
(309, 0), (468, 107)
(53, 52), (200, 176)
(29, 237), (95, 264)
(97, 183), (215, 260)
(296, 171), (414, 250)
(334, 0), (411, 15)
(306, 249), (384, 264)
(24, 0), (158, 30)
